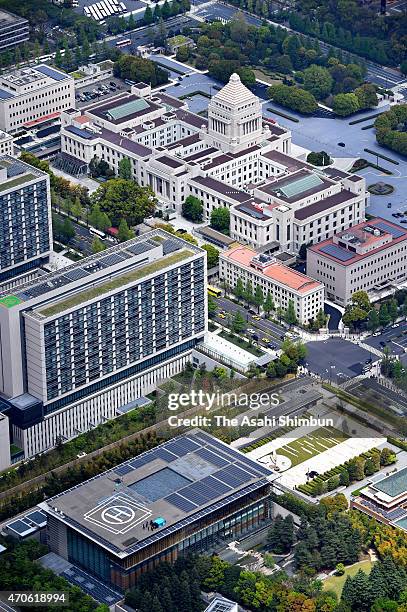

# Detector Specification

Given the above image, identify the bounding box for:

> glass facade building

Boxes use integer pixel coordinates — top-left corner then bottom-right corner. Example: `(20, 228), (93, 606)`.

(43, 257), (205, 404)
(0, 158), (51, 282)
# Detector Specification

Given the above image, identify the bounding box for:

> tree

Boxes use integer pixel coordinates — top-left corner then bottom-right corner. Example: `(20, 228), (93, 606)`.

(92, 237), (106, 253)
(368, 309), (380, 332)
(253, 286), (264, 313)
(342, 569), (371, 611)
(91, 179), (156, 226)
(302, 65), (333, 99)
(202, 244), (219, 268)
(143, 5), (154, 24)
(379, 303), (391, 328)
(336, 563), (345, 576)
(352, 291), (370, 311)
(182, 195), (203, 223)
(208, 295), (217, 318)
(268, 83), (318, 115)
(117, 218), (134, 242)
(307, 151), (331, 166)
(332, 93), (360, 116)
(285, 299), (298, 325)
(355, 83), (378, 109)
(234, 278), (245, 303)
(210, 207), (230, 233)
(380, 447), (396, 466)
(118, 157), (132, 180)
(264, 292), (275, 316)
(71, 196), (83, 222)
(244, 281), (254, 307)
(231, 310), (246, 334)
(230, 12), (248, 43)
(89, 203), (111, 231)
(388, 298), (398, 324)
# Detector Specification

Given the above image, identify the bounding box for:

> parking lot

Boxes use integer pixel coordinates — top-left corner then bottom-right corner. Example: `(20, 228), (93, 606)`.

(75, 77), (129, 108)
(303, 338), (375, 381)
(364, 321), (407, 355)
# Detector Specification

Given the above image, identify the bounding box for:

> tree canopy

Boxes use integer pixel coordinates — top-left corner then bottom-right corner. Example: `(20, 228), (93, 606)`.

(91, 179), (156, 227)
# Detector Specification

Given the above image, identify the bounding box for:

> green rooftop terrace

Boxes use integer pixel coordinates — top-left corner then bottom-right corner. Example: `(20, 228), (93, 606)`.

(0, 173), (37, 192)
(0, 295), (22, 308)
(38, 249), (193, 318)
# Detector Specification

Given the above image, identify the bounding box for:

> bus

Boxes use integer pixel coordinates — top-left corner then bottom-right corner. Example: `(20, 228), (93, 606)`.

(116, 38), (132, 48)
(90, 227), (106, 239)
(207, 285), (222, 298)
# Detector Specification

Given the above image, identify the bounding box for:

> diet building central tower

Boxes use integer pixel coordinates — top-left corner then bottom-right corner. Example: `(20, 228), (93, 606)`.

(204, 72), (268, 154)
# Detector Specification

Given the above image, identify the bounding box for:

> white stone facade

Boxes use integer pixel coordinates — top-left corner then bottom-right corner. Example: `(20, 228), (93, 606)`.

(0, 64), (75, 133)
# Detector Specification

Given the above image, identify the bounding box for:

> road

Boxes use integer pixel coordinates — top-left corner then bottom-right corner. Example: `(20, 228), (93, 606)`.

(213, 295), (289, 349)
(54, 213), (113, 256)
(364, 321), (407, 355)
(106, 14), (201, 55)
(193, 1), (405, 90)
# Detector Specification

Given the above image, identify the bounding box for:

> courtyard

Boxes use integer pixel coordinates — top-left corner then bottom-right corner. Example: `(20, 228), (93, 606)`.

(303, 338), (376, 381)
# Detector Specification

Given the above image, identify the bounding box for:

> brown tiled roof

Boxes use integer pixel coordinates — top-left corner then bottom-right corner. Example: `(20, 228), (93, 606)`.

(294, 190), (355, 221)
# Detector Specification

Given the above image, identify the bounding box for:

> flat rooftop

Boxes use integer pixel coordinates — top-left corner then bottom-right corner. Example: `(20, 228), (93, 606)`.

(0, 155), (46, 190)
(234, 200), (277, 221)
(0, 9), (28, 26)
(40, 430), (272, 558)
(0, 64), (69, 91)
(221, 245), (323, 293)
(190, 176), (251, 203)
(309, 217), (407, 265)
(257, 169), (333, 203)
(88, 94), (161, 125)
(372, 466), (407, 499)
(0, 231), (200, 312)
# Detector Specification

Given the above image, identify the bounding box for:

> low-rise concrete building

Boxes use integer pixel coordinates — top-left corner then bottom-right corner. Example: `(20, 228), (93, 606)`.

(219, 244), (324, 325)
(307, 217), (407, 305)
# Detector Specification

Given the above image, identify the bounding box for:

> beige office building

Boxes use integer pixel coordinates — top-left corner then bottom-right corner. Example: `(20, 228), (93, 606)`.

(307, 218), (407, 305)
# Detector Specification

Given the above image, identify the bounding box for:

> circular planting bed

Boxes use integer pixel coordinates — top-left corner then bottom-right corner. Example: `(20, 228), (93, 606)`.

(367, 182), (394, 195)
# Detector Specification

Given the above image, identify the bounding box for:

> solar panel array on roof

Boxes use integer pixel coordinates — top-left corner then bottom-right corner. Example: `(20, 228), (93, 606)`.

(62, 566), (122, 605)
(166, 493), (197, 512)
(66, 126), (95, 140)
(125, 242), (155, 256)
(0, 88), (14, 100)
(195, 447), (229, 468)
(6, 162), (27, 177)
(162, 239), (181, 255)
(166, 437), (200, 456)
(98, 253), (127, 268)
(374, 220), (405, 239)
(35, 65), (68, 81)
(279, 173), (323, 198)
(65, 268), (90, 282)
(238, 204), (264, 219)
(6, 519), (37, 536)
(319, 243), (355, 261)
(25, 510), (47, 527)
(114, 464), (134, 476)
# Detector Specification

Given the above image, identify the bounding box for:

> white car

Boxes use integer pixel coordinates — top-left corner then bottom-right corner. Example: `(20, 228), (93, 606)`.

(372, 331), (381, 336)
(247, 328), (256, 334)
(392, 323), (400, 328)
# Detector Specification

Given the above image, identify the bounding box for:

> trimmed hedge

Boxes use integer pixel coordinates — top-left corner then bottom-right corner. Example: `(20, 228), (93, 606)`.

(297, 448), (381, 496)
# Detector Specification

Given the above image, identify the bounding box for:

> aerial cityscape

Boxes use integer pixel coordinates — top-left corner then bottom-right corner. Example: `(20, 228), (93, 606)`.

(0, 0), (406, 610)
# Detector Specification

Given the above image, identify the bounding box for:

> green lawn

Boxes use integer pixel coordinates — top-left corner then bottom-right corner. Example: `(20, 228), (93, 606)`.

(323, 560), (375, 597)
(276, 426), (349, 467)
